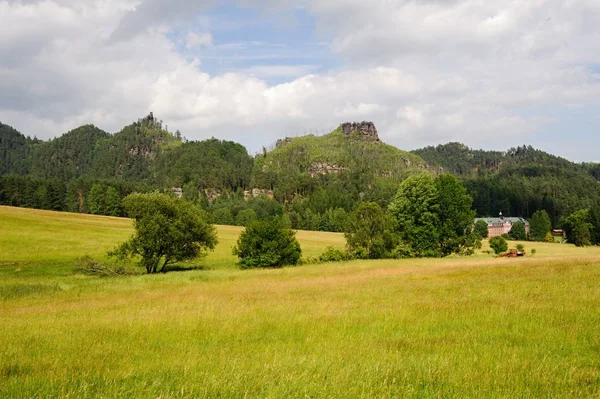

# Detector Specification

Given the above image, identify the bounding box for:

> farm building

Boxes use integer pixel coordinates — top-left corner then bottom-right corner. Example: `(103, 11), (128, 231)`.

(475, 212), (530, 238)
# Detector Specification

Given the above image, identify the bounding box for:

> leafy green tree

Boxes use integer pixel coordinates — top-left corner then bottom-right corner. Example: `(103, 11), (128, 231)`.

(345, 202), (397, 259)
(474, 219), (489, 238)
(233, 218), (301, 268)
(87, 183), (122, 216)
(211, 207), (234, 225)
(509, 221), (528, 241)
(388, 173), (440, 257)
(562, 210), (592, 247)
(182, 182), (199, 203)
(489, 236), (508, 255)
(110, 193), (217, 273)
(236, 208), (257, 226)
(435, 174), (476, 256)
(529, 210), (552, 241)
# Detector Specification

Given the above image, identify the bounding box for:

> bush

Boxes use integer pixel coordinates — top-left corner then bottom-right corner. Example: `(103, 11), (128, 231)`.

(318, 247), (349, 263)
(233, 219), (301, 268)
(531, 249), (537, 256)
(544, 232), (554, 243)
(489, 236), (508, 255)
(516, 244), (525, 252)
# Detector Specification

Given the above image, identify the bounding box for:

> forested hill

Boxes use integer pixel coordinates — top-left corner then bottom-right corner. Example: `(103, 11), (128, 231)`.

(2, 116), (600, 229)
(252, 122), (427, 203)
(413, 142), (600, 224)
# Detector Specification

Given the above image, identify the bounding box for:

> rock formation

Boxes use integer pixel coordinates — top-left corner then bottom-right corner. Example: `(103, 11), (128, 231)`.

(308, 163), (346, 177)
(340, 121), (380, 142)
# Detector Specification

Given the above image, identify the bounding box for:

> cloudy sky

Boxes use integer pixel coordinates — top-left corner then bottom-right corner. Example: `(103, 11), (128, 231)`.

(1, 0), (599, 160)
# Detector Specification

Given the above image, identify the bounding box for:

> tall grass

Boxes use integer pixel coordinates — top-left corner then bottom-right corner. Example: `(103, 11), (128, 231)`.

(1, 206), (599, 397)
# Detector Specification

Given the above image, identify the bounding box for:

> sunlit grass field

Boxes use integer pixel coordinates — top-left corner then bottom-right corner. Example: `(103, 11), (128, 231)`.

(1, 205), (600, 397)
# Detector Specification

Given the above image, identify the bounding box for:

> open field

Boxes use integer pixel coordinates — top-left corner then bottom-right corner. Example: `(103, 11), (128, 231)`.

(1, 206), (600, 397)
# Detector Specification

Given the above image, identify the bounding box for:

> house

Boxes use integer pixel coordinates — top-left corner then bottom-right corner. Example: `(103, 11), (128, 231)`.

(475, 212), (530, 238)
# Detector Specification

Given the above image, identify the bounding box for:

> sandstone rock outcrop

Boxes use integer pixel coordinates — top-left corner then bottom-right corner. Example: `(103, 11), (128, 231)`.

(341, 121), (380, 142)
(308, 163), (346, 177)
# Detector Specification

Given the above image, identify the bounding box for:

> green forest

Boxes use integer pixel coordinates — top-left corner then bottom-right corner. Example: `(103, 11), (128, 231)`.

(2, 115), (600, 243)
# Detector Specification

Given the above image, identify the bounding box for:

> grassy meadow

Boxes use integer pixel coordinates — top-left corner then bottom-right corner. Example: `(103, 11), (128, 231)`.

(1, 205), (600, 397)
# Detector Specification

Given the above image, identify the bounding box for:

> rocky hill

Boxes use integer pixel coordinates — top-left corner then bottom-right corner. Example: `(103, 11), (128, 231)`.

(252, 122), (427, 202)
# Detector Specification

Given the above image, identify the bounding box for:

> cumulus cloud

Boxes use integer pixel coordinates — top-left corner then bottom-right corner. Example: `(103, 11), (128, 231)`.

(0, 0), (599, 159)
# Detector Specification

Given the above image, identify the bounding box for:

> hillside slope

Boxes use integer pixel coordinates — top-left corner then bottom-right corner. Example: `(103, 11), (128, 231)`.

(252, 122), (427, 202)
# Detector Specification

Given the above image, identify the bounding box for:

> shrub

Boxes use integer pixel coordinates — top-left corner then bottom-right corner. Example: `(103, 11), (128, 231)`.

(489, 236), (508, 255)
(516, 244), (525, 252)
(531, 248), (537, 256)
(233, 219), (301, 268)
(544, 232), (554, 243)
(318, 247), (349, 263)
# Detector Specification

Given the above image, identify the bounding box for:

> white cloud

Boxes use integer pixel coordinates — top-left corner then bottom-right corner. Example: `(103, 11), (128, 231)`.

(185, 31), (213, 49)
(0, 0), (600, 159)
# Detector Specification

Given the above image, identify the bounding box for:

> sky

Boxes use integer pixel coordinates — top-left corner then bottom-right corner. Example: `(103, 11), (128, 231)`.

(1, 0), (599, 161)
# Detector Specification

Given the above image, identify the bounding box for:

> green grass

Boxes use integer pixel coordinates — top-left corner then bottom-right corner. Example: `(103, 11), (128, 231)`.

(1, 206), (600, 397)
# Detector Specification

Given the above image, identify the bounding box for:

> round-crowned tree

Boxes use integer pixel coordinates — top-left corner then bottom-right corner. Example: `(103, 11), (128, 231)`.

(110, 193), (217, 273)
(489, 236), (508, 255)
(233, 218), (301, 268)
(509, 221), (528, 241)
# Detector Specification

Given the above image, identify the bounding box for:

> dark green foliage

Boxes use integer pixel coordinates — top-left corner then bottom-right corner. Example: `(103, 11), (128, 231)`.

(156, 138), (253, 190)
(415, 143), (600, 226)
(529, 210), (552, 241)
(87, 183), (122, 216)
(489, 236), (508, 255)
(211, 207), (235, 225)
(110, 193), (218, 273)
(345, 202), (397, 259)
(435, 174), (476, 256)
(588, 203), (600, 245)
(235, 208), (257, 226)
(509, 222), (528, 241)
(562, 210), (592, 247)
(474, 220), (489, 238)
(29, 125), (110, 180)
(389, 174), (440, 257)
(389, 173), (477, 257)
(0, 122), (32, 175)
(233, 219), (301, 268)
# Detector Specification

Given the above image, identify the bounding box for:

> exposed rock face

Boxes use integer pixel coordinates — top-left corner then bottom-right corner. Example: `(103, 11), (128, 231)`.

(308, 163), (346, 177)
(204, 189), (222, 201)
(341, 121), (380, 142)
(171, 187), (183, 198)
(244, 189), (274, 200)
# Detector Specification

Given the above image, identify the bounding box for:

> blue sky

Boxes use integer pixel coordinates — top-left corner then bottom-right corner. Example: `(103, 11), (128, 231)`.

(1, 0), (599, 161)
(168, 5), (338, 84)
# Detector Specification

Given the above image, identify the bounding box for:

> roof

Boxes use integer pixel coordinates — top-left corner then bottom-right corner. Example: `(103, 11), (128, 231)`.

(475, 217), (529, 226)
